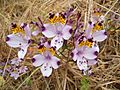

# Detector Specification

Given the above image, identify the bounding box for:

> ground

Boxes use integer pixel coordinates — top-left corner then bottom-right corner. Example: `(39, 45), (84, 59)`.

(0, 0), (120, 90)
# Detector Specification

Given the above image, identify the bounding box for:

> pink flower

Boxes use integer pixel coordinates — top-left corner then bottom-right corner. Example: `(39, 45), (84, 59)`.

(6, 23), (32, 59)
(32, 42), (60, 77)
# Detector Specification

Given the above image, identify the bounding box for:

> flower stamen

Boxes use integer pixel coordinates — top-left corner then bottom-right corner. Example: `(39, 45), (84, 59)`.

(79, 40), (93, 48)
(49, 13), (66, 24)
(11, 24), (24, 34)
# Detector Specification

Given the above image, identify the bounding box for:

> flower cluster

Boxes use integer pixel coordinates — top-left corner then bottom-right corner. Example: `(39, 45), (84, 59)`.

(5, 9), (107, 79)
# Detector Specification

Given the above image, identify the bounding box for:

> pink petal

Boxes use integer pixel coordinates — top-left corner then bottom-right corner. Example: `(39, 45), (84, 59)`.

(18, 45), (29, 59)
(51, 56), (60, 69)
(62, 25), (72, 40)
(77, 58), (88, 71)
(24, 24), (31, 40)
(51, 36), (63, 50)
(32, 54), (45, 67)
(84, 47), (98, 59)
(87, 59), (97, 65)
(6, 34), (27, 48)
(40, 63), (52, 77)
(32, 30), (40, 36)
(93, 30), (107, 42)
(42, 24), (56, 38)
(72, 48), (79, 61)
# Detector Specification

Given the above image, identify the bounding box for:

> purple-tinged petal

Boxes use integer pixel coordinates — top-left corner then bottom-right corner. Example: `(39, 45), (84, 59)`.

(32, 54), (45, 67)
(11, 58), (22, 66)
(18, 45), (29, 59)
(32, 30), (40, 36)
(19, 66), (28, 73)
(51, 36), (63, 50)
(24, 24), (31, 40)
(87, 59), (97, 65)
(40, 63), (52, 77)
(62, 25), (72, 40)
(92, 30), (107, 42)
(84, 47), (98, 59)
(51, 56), (60, 69)
(77, 57), (88, 71)
(42, 24), (56, 38)
(72, 48), (79, 61)
(6, 34), (27, 48)
(10, 70), (20, 80)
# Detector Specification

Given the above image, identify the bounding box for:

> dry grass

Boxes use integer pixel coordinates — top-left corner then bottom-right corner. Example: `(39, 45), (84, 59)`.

(0, 0), (120, 90)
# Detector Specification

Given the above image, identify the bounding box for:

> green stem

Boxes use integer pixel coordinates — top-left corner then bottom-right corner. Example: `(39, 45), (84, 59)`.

(16, 67), (40, 90)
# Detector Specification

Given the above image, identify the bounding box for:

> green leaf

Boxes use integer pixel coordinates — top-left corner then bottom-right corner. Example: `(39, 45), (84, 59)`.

(80, 76), (89, 90)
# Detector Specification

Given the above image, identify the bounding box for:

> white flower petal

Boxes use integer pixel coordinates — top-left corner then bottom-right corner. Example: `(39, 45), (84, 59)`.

(32, 30), (40, 36)
(51, 56), (60, 69)
(18, 45), (29, 59)
(92, 43), (99, 52)
(55, 23), (64, 31)
(72, 48), (79, 61)
(6, 34), (27, 48)
(32, 54), (45, 67)
(62, 25), (72, 40)
(84, 47), (98, 59)
(40, 63), (52, 77)
(77, 58), (88, 71)
(42, 24), (56, 38)
(93, 30), (107, 42)
(24, 24), (31, 40)
(11, 58), (22, 66)
(51, 36), (63, 50)
(87, 59), (97, 65)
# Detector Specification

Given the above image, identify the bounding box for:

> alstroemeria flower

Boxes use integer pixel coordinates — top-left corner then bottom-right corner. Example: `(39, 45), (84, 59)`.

(10, 58), (22, 66)
(32, 42), (60, 77)
(41, 13), (72, 50)
(72, 35), (99, 72)
(85, 22), (107, 42)
(6, 23), (32, 59)
(19, 66), (28, 73)
(10, 68), (20, 80)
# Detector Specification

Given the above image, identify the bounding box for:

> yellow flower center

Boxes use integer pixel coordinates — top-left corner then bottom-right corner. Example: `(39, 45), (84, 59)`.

(92, 23), (103, 32)
(38, 46), (56, 55)
(11, 24), (24, 34)
(79, 40), (93, 48)
(49, 14), (66, 24)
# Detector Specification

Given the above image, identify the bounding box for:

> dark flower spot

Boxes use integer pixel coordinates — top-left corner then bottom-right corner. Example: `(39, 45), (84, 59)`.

(11, 23), (17, 28)
(6, 37), (10, 41)
(57, 61), (60, 66)
(104, 32), (107, 35)
(49, 13), (55, 19)
(98, 23), (102, 26)
(71, 52), (74, 57)
(41, 26), (45, 31)
(88, 21), (92, 25)
(48, 41), (51, 45)
(60, 13), (66, 19)
(20, 58), (24, 60)
(54, 46), (56, 49)
(115, 15), (119, 19)
(38, 45), (44, 49)
(21, 23), (27, 28)
(88, 38), (93, 42)
(55, 40), (57, 42)
(94, 58), (97, 60)
(69, 29), (73, 34)
(51, 47), (56, 51)
(28, 39), (34, 44)
(32, 58), (36, 62)
(19, 43), (22, 45)
(94, 51), (98, 56)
